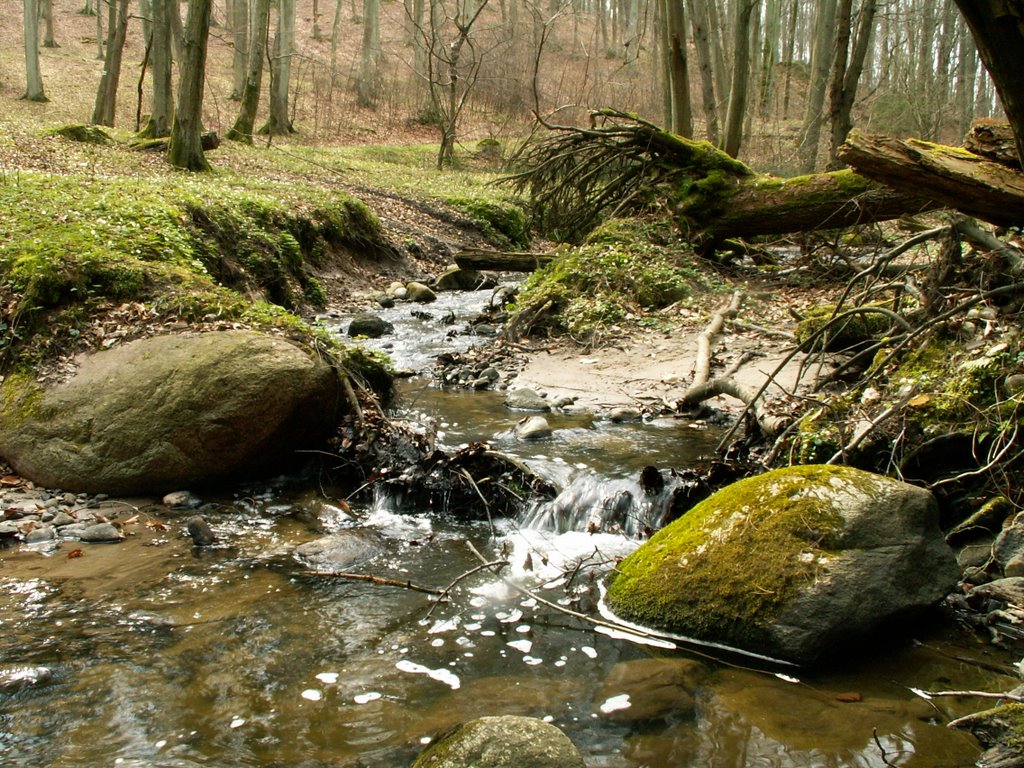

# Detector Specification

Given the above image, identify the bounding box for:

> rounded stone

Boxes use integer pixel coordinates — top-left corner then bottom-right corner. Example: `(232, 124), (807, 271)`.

(0, 331), (341, 494)
(605, 465), (958, 666)
(348, 314), (394, 338)
(515, 415), (552, 440)
(406, 281), (437, 303)
(79, 523), (123, 543)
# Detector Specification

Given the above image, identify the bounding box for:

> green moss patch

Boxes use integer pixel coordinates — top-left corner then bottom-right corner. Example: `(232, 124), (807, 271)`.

(45, 124), (113, 145)
(0, 170), (388, 372)
(510, 217), (721, 338)
(444, 197), (530, 249)
(606, 465), (876, 648)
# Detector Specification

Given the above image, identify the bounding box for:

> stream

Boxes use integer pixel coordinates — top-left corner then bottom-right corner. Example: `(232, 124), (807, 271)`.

(0, 287), (1018, 767)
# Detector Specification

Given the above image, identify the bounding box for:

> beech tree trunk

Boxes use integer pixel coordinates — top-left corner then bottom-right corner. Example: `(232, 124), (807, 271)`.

(22, 0), (47, 102)
(229, 0), (249, 99)
(91, 0), (131, 126)
(226, 0), (270, 142)
(262, 0), (296, 135)
(140, 0), (173, 138)
(169, 0), (213, 171)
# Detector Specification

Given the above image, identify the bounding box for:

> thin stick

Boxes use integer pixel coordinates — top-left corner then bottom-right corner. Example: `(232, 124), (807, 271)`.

(912, 689), (1024, 702)
(872, 728), (899, 768)
(300, 570), (443, 596)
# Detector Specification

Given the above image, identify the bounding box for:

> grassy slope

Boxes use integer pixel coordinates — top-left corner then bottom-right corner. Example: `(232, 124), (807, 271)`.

(0, 123), (520, 378)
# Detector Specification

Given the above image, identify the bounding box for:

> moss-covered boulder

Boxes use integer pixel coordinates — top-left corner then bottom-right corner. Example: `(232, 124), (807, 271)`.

(605, 465), (958, 665)
(412, 715), (585, 768)
(0, 330), (341, 494)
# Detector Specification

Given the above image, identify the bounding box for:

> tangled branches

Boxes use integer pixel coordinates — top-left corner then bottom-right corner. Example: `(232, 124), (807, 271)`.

(502, 109), (751, 242)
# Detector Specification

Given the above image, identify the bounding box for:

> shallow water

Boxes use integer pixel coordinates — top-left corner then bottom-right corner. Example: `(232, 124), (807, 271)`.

(0, 289), (1017, 767)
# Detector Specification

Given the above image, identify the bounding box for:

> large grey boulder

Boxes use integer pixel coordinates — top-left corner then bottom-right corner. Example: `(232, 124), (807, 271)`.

(0, 331), (340, 494)
(412, 715), (586, 768)
(605, 465), (958, 666)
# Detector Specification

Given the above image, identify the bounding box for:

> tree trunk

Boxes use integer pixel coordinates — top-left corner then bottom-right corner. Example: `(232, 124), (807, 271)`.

(721, 0), (755, 158)
(661, 0), (692, 137)
(686, 0), (718, 143)
(168, 0), (213, 171)
(953, 0), (1024, 168)
(229, 0), (249, 99)
(41, 0), (58, 48)
(827, 0), (877, 169)
(94, 0), (103, 59)
(91, 0), (130, 126)
(226, 0), (270, 142)
(455, 248), (555, 272)
(357, 0), (382, 107)
(262, 0), (295, 135)
(170, 0), (184, 60)
(140, 0), (173, 138)
(797, 0), (838, 172)
(22, 0), (47, 102)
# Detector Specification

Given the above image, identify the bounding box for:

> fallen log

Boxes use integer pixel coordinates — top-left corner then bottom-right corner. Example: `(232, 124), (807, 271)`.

(964, 119), (1020, 168)
(700, 168), (938, 240)
(504, 111), (940, 243)
(839, 130), (1024, 228)
(454, 248), (555, 272)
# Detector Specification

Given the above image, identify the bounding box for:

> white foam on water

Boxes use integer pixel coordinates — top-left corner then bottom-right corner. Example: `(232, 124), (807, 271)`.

(396, 659), (461, 690)
(315, 672), (339, 684)
(506, 639), (532, 653)
(301, 689), (322, 701)
(354, 692), (382, 704)
(599, 694), (631, 714)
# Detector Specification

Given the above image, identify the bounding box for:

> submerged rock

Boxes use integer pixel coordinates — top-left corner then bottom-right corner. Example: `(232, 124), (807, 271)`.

(293, 530), (384, 572)
(605, 464), (958, 666)
(406, 281), (437, 303)
(595, 658), (708, 723)
(412, 715), (586, 768)
(0, 331), (341, 494)
(348, 313), (395, 338)
(515, 415), (552, 440)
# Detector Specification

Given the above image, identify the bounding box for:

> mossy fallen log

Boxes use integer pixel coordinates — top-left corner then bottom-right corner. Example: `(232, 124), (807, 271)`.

(839, 130), (1024, 228)
(505, 112), (939, 244)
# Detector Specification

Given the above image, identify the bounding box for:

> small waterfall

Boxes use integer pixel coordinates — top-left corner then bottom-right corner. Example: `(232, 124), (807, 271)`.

(519, 466), (683, 538)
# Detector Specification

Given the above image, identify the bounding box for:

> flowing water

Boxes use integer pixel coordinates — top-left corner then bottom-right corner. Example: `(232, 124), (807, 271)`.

(0, 288), (1017, 767)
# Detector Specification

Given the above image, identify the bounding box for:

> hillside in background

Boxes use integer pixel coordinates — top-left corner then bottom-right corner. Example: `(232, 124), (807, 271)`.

(0, 0), (1005, 174)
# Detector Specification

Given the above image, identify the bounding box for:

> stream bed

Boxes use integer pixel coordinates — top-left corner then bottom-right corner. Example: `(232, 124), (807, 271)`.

(0, 288), (1018, 767)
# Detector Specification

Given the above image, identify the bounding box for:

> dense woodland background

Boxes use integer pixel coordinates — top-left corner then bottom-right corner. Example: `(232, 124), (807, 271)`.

(0, 0), (1007, 174)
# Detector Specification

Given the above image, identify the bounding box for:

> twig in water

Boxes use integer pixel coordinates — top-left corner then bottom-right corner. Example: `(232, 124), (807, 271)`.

(300, 570), (443, 596)
(872, 728), (899, 768)
(425, 558), (510, 620)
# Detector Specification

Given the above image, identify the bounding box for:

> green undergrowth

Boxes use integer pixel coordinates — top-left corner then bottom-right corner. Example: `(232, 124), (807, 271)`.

(792, 331), (1024, 467)
(510, 217), (725, 338)
(0, 166), (386, 372)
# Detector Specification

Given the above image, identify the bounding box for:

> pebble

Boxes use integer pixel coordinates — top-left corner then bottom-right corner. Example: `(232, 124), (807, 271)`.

(79, 523), (123, 543)
(163, 490), (202, 509)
